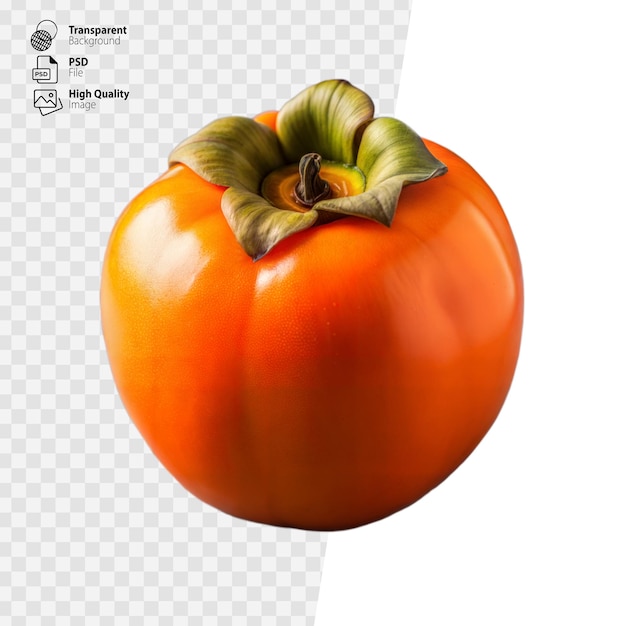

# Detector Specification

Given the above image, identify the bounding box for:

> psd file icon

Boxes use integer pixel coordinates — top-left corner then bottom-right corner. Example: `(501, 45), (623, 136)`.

(32, 56), (58, 84)
(33, 89), (63, 116)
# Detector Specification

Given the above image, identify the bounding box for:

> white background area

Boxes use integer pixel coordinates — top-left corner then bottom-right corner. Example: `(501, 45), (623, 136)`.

(315, 1), (626, 624)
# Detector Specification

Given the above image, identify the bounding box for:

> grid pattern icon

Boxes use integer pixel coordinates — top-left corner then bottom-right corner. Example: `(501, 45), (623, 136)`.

(1, 1), (411, 623)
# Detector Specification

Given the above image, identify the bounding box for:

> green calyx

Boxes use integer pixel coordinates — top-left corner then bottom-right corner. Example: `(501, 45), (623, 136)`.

(169, 79), (447, 261)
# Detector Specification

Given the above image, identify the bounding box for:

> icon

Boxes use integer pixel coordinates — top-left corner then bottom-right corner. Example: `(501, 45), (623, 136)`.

(30, 20), (58, 51)
(33, 89), (63, 116)
(32, 55), (58, 84)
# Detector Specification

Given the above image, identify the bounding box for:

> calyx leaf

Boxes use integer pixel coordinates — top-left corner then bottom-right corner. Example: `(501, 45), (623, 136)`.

(276, 79), (375, 165)
(168, 116), (284, 192)
(221, 188), (318, 261)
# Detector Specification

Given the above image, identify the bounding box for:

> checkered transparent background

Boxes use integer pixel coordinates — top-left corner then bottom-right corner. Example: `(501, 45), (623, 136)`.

(1, 1), (411, 623)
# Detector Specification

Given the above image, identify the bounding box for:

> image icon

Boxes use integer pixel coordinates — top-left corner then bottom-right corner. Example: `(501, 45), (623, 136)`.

(30, 20), (58, 51)
(33, 89), (63, 116)
(32, 55), (58, 84)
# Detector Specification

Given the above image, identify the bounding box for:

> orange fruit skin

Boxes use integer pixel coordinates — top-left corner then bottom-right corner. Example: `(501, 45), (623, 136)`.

(101, 124), (523, 531)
